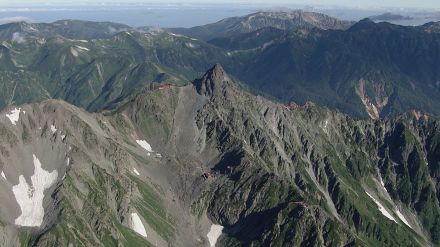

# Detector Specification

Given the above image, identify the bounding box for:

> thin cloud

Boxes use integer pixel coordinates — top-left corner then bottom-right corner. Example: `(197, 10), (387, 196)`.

(0, 16), (33, 25)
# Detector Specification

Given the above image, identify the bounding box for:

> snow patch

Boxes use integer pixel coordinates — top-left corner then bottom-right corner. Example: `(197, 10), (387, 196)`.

(132, 168), (140, 176)
(365, 192), (397, 223)
(131, 213), (147, 238)
(378, 175), (389, 193)
(136, 140), (153, 152)
(70, 47), (78, 57)
(395, 208), (412, 229)
(1, 171), (6, 180)
(61, 134), (66, 140)
(207, 224), (224, 247)
(75, 45), (89, 51)
(50, 125), (57, 134)
(322, 119), (330, 135)
(6, 108), (21, 125)
(186, 42), (196, 48)
(13, 154), (58, 227)
(169, 32), (183, 37)
(377, 175), (412, 228)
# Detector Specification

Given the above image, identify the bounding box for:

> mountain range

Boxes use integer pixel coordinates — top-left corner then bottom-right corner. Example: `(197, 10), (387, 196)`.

(0, 64), (439, 246)
(0, 11), (440, 119)
(0, 10), (440, 247)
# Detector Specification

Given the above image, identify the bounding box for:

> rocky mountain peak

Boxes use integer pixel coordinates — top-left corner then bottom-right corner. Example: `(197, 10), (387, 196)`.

(348, 18), (377, 31)
(193, 63), (233, 97)
(206, 63), (227, 81)
(420, 21), (440, 33)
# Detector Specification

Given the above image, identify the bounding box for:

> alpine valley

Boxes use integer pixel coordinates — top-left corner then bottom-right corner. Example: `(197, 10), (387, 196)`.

(0, 10), (439, 247)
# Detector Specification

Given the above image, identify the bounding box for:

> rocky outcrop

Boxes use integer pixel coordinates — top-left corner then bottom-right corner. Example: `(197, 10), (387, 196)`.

(193, 63), (233, 97)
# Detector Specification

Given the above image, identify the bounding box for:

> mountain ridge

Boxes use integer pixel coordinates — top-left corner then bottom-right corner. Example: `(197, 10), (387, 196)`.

(0, 13), (440, 120)
(168, 10), (354, 41)
(0, 65), (439, 246)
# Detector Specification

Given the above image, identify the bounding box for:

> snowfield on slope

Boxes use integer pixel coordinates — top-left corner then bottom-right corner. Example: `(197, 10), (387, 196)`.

(365, 191), (397, 223)
(13, 154), (58, 227)
(70, 47), (79, 57)
(136, 140), (153, 152)
(6, 108), (21, 125)
(131, 212), (147, 238)
(207, 224), (224, 247)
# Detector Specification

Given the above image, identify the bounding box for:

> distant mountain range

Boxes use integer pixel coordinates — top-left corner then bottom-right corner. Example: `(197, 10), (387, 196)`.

(168, 10), (354, 41)
(369, 12), (414, 22)
(0, 11), (439, 120)
(0, 20), (131, 41)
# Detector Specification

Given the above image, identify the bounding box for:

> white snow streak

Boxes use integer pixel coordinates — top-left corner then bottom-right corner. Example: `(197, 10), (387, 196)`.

(75, 45), (89, 51)
(366, 192), (397, 223)
(136, 140), (153, 152)
(207, 224), (224, 247)
(1, 171), (6, 180)
(6, 108), (21, 125)
(131, 212), (147, 238)
(169, 32), (183, 37)
(395, 209), (412, 229)
(132, 168), (140, 176)
(377, 176), (412, 228)
(13, 154), (58, 227)
(378, 176), (388, 193)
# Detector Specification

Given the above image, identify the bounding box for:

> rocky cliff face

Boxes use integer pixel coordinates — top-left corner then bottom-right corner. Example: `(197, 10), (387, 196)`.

(0, 65), (439, 246)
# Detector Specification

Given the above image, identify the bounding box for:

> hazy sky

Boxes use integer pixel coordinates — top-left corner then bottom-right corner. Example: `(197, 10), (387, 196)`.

(0, 0), (438, 27)
(0, 0), (438, 9)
